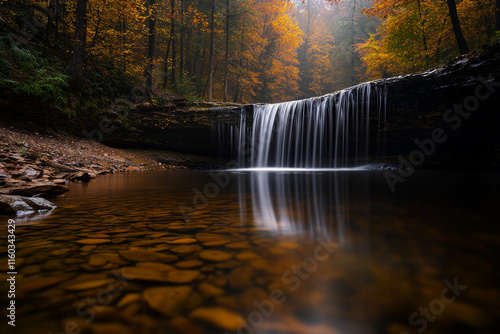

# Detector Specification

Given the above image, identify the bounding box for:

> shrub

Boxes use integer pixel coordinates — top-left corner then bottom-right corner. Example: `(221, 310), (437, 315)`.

(0, 37), (69, 104)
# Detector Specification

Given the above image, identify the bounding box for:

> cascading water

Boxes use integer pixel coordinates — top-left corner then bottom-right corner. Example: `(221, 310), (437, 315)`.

(210, 82), (387, 236)
(213, 81), (388, 168)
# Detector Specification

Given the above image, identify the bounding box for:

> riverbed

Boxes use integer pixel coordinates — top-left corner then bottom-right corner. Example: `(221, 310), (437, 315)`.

(1, 169), (499, 334)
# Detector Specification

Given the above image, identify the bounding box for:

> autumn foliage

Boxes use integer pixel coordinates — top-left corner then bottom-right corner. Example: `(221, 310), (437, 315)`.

(1, 0), (498, 104)
(358, 0), (497, 80)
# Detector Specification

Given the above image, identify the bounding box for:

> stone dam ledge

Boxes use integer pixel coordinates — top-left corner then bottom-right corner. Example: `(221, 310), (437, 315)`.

(103, 43), (500, 168)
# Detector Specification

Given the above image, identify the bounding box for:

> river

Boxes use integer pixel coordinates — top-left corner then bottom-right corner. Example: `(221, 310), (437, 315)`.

(2, 169), (499, 334)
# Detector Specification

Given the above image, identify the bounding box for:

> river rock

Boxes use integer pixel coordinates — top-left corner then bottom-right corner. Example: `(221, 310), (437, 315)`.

(119, 266), (199, 284)
(69, 171), (92, 181)
(0, 194), (56, 214)
(76, 239), (111, 245)
(52, 179), (67, 185)
(167, 238), (198, 244)
(19, 166), (41, 180)
(95, 254), (125, 265)
(189, 307), (244, 331)
(171, 245), (202, 254)
(50, 248), (70, 256)
(8, 181), (69, 198)
(65, 280), (110, 291)
(117, 293), (141, 308)
(169, 317), (205, 334)
(229, 267), (255, 289)
(119, 249), (178, 263)
(18, 274), (75, 296)
(118, 266), (169, 282)
(235, 252), (260, 261)
(164, 270), (201, 284)
(225, 242), (251, 249)
(198, 282), (225, 297)
(199, 250), (233, 262)
(175, 259), (204, 268)
(144, 286), (192, 317)
(202, 240), (231, 247)
(136, 262), (175, 272)
(80, 245), (98, 252)
(89, 254), (107, 267)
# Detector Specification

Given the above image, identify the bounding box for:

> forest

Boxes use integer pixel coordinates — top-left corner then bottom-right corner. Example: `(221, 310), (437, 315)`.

(1, 0), (499, 107)
(1, 2), (500, 334)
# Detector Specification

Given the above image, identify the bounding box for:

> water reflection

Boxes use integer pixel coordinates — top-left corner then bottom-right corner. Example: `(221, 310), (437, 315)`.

(233, 171), (357, 240)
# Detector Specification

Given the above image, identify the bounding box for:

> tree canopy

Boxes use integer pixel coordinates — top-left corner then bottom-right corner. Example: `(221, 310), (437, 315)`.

(1, 0), (498, 104)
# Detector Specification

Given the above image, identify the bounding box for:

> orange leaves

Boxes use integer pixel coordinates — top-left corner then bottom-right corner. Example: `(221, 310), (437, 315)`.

(296, 0), (337, 96)
(358, 0), (495, 80)
(235, 0), (303, 103)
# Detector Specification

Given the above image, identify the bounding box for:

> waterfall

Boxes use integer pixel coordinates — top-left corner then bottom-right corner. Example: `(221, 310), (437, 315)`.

(213, 81), (387, 168)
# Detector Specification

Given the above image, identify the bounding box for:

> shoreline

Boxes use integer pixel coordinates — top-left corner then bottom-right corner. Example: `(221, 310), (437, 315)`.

(0, 124), (223, 215)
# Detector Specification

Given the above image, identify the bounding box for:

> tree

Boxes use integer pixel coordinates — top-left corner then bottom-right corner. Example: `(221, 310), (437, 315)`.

(223, 0), (229, 101)
(296, 0), (336, 97)
(68, 0), (89, 86)
(358, 0), (494, 80)
(207, 0), (215, 102)
(496, 0), (500, 30)
(145, 0), (156, 94)
(446, 0), (469, 54)
(171, 0), (177, 88)
(240, 0), (303, 102)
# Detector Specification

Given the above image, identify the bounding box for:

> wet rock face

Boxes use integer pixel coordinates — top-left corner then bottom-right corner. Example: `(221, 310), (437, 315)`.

(103, 105), (248, 157)
(0, 194), (56, 214)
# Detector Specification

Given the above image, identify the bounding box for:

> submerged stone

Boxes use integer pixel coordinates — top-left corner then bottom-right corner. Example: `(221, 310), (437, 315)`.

(167, 238), (198, 244)
(170, 245), (202, 254)
(89, 254), (107, 267)
(189, 307), (245, 331)
(65, 280), (110, 291)
(144, 286), (192, 317)
(76, 239), (111, 245)
(119, 249), (178, 263)
(199, 250), (233, 262)
(117, 293), (141, 308)
(136, 262), (176, 272)
(175, 259), (204, 269)
(198, 282), (225, 297)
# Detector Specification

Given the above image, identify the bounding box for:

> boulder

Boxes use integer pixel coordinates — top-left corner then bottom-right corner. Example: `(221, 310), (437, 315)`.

(0, 162), (9, 177)
(0, 195), (56, 215)
(69, 171), (91, 181)
(9, 182), (69, 198)
(19, 166), (42, 181)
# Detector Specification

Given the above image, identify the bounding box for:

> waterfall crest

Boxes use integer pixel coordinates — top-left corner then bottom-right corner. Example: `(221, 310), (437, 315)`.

(214, 81), (388, 168)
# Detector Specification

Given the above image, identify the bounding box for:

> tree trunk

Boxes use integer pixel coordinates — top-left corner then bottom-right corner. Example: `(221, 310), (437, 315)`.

(55, 0), (61, 42)
(163, 1), (175, 88)
(208, 0), (215, 102)
(223, 0), (229, 102)
(350, 0), (357, 86)
(204, 60), (218, 101)
(145, 0), (156, 94)
(416, 0), (429, 66)
(496, 0), (500, 31)
(180, 0), (185, 79)
(171, 0), (176, 88)
(163, 36), (172, 88)
(446, 0), (469, 54)
(68, 0), (88, 87)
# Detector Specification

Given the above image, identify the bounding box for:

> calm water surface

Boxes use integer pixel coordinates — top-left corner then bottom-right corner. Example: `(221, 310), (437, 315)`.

(1, 170), (499, 334)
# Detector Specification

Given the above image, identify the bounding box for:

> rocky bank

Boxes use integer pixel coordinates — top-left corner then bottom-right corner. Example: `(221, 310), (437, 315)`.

(0, 124), (169, 215)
